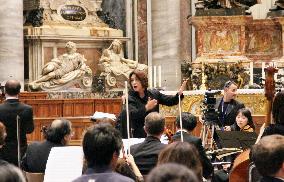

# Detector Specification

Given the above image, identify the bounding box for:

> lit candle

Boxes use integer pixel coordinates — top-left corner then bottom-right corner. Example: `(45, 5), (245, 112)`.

(153, 66), (157, 88)
(262, 62), (265, 81)
(250, 62), (253, 85)
(274, 62), (278, 81)
(158, 65), (162, 88)
(148, 66), (152, 88)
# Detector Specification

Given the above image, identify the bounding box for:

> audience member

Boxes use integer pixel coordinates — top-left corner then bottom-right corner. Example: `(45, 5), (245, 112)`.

(173, 112), (213, 179)
(147, 163), (199, 182)
(263, 92), (284, 136)
(157, 141), (203, 181)
(21, 119), (72, 173)
(0, 160), (26, 182)
(73, 123), (134, 182)
(118, 69), (187, 138)
(115, 158), (137, 181)
(115, 154), (143, 182)
(251, 135), (284, 182)
(0, 80), (34, 165)
(0, 122), (6, 148)
(234, 108), (255, 132)
(130, 112), (166, 175)
(91, 117), (116, 127)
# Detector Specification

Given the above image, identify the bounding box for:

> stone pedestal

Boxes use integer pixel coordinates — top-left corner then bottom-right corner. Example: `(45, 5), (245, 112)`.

(23, 0), (126, 90)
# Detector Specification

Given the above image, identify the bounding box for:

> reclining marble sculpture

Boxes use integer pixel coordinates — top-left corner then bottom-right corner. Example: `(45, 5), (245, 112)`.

(99, 39), (147, 89)
(29, 41), (92, 91)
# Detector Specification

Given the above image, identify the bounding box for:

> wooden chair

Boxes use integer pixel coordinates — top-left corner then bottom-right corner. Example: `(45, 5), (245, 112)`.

(24, 171), (44, 182)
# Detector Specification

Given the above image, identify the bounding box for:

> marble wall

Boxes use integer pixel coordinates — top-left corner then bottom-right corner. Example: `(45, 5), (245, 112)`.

(152, 0), (191, 90)
(0, 0), (24, 86)
(101, 0), (126, 34)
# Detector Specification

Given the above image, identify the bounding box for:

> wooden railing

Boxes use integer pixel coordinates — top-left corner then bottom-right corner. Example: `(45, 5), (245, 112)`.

(20, 98), (122, 144)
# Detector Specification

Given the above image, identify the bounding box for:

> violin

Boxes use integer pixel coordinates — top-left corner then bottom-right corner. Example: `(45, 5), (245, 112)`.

(164, 128), (174, 144)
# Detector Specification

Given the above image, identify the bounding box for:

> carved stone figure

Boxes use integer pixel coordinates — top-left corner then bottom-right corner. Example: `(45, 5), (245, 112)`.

(191, 61), (250, 90)
(29, 41), (92, 91)
(195, 0), (260, 11)
(99, 39), (147, 89)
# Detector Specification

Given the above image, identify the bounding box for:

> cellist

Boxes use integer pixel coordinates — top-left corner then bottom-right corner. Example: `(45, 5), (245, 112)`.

(262, 91), (284, 137)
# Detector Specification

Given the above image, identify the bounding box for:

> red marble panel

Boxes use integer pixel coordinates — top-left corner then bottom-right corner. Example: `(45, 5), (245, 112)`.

(43, 47), (53, 65)
(245, 19), (282, 60)
(77, 48), (102, 75)
(138, 0), (148, 64)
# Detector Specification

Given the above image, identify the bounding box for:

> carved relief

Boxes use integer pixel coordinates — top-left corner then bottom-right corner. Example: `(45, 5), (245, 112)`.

(25, 0), (106, 27)
(204, 29), (240, 53)
(191, 61), (250, 90)
(160, 93), (267, 117)
(246, 28), (282, 58)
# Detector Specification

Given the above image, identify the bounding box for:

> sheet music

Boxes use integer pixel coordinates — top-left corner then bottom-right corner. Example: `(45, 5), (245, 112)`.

(90, 111), (116, 121)
(44, 146), (83, 182)
(121, 138), (145, 156)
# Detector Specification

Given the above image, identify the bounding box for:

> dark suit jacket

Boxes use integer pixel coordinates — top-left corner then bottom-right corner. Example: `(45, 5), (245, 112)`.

(215, 97), (245, 130)
(260, 176), (284, 182)
(118, 89), (183, 138)
(173, 131), (213, 179)
(73, 166), (134, 182)
(0, 99), (34, 165)
(262, 124), (284, 137)
(21, 140), (63, 173)
(130, 136), (166, 175)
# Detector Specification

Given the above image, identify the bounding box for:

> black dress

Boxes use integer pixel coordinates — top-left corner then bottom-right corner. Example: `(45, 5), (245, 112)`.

(118, 89), (183, 138)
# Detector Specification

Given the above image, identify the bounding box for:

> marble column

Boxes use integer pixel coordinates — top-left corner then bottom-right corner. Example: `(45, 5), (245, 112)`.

(152, 0), (182, 90)
(0, 0), (24, 86)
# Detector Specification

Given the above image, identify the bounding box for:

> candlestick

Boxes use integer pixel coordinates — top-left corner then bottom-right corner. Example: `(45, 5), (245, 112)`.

(158, 65), (162, 88)
(153, 66), (157, 88)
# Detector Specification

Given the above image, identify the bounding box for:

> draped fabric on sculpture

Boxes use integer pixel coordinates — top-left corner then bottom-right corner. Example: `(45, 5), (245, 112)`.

(29, 42), (92, 91)
(99, 39), (147, 87)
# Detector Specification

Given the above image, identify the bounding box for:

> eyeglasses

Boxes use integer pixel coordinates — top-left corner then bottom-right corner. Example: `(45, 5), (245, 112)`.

(224, 81), (235, 88)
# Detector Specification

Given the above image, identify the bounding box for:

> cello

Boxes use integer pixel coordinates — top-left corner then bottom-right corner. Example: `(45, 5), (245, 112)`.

(229, 66), (278, 182)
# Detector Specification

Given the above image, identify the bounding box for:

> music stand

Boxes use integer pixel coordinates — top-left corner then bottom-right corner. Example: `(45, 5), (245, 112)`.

(215, 131), (257, 150)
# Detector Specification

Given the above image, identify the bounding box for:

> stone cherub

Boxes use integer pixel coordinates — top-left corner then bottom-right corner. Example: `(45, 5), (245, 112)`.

(99, 39), (147, 88)
(29, 41), (92, 91)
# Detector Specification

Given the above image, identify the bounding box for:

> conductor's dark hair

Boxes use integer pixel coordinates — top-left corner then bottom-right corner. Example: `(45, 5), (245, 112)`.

(272, 92), (284, 124)
(176, 112), (197, 131)
(83, 123), (122, 168)
(5, 80), (21, 96)
(42, 119), (72, 144)
(129, 69), (148, 89)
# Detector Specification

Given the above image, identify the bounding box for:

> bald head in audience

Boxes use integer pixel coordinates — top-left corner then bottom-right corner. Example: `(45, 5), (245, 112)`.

(43, 119), (72, 145)
(5, 80), (21, 97)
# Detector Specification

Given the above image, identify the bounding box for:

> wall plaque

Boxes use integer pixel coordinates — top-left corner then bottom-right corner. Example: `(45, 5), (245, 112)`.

(60, 5), (86, 21)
